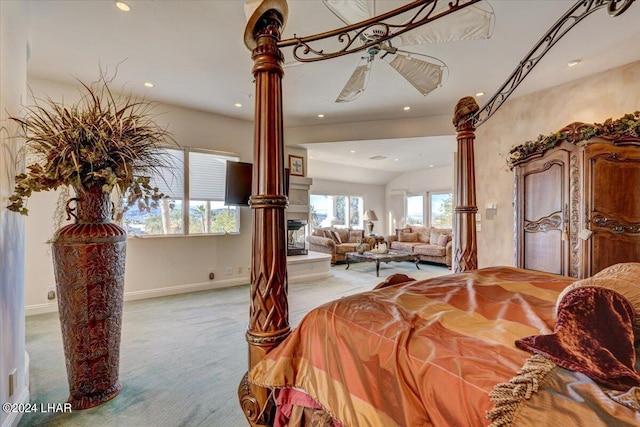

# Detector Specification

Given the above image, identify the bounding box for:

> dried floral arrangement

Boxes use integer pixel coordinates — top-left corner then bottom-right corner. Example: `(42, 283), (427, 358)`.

(507, 111), (640, 169)
(6, 76), (177, 215)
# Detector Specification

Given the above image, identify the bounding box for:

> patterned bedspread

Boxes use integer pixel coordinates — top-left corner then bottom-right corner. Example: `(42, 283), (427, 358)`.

(249, 266), (582, 426)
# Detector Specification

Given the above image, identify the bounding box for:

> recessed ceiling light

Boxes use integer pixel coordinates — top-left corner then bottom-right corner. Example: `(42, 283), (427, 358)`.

(568, 59), (581, 67)
(115, 1), (131, 12)
(403, 106), (411, 111)
(318, 114), (325, 118)
(350, 150), (356, 154)
(234, 103), (242, 108)
(394, 158), (399, 161)
(429, 164), (434, 168)
(475, 92), (485, 97)
(143, 82), (154, 88)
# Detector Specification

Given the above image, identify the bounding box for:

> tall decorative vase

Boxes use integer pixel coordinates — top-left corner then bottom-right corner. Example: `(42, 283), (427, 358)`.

(51, 186), (127, 410)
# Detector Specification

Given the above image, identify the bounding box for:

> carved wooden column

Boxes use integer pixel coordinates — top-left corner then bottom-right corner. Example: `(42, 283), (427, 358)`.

(239, 2), (290, 426)
(453, 97), (479, 272)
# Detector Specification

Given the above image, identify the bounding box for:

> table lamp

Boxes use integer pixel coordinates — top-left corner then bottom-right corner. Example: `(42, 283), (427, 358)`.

(363, 209), (378, 235)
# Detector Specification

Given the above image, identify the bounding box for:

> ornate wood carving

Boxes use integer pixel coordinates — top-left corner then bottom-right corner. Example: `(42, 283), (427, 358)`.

(509, 115), (640, 168)
(592, 214), (640, 234)
(523, 212), (562, 232)
(240, 6), (290, 427)
(569, 153), (580, 278)
(453, 97), (479, 272)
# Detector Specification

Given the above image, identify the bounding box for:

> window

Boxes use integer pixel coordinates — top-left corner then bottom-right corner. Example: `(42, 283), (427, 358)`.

(122, 147), (241, 236)
(404, 191), (453, 227)
(430, 192), (453, 228)
(406, 194), (424, 225)
(310, 194), (364, 229)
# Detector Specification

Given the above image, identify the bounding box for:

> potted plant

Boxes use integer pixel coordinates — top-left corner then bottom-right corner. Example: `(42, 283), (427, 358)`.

(6, 75), (175, 409)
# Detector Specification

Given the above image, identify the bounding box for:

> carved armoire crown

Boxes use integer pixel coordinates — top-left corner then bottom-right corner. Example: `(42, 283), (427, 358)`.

(513, 121), (640, 279)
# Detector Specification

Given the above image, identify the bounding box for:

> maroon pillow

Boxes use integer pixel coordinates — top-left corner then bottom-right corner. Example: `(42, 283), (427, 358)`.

(516, 286), (640, 391)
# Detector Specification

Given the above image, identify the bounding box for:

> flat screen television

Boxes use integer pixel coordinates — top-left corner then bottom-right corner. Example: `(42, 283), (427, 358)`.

(224, 161), (290, 206)
(225, 161), (252, 206)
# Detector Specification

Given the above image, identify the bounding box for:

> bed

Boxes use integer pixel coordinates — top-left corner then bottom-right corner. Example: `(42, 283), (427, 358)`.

(238, 1), (639, 426)
(250, 264), (640, 426)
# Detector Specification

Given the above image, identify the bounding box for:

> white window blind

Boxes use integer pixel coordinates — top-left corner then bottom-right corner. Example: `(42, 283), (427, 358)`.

(189, 151), (237, 201)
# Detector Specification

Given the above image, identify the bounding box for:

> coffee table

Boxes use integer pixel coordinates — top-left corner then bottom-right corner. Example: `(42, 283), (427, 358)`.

(345, 250), (420, 277)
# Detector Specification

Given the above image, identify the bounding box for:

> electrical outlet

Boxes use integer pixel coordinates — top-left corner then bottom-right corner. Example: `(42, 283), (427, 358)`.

(225, 266), (233, 275)
(47, 286), (56, 300)
(208, 269), (215, 280)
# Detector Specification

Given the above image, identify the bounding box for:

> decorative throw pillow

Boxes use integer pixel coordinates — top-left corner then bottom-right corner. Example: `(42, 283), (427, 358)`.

(330, 230), (342, 244)
(396, 227), (411, 240)
(418, 232), (430, 243)
(322, 229), (338, 243)
(430, 230), (440, 245)
(399, 232), (418, 242)
(437, 233), (449, 247)
(349, 230), (364, 243)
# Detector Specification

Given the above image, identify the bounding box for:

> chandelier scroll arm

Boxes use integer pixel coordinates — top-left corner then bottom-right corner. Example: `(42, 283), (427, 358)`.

(277, 0), (483, 63)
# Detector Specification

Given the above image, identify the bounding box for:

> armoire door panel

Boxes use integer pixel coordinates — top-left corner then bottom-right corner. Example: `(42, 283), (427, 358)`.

(590, 233), (640, 275)
(524, 230), (563, 274)
(590, 156), (640, 221)
(516, 148), (571, 276)
(523, 162), (563, 222)
(585, 143), (640, 276)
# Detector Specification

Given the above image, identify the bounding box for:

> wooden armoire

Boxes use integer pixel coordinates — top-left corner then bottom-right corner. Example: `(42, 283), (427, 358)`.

(513, 121), (640, 279)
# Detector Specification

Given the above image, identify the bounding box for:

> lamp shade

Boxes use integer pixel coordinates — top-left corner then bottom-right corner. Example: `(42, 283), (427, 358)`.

(363, 209), (378, 221)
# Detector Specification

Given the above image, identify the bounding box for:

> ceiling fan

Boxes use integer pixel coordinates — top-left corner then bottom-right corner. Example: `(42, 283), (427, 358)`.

(322, 0), (495, 103)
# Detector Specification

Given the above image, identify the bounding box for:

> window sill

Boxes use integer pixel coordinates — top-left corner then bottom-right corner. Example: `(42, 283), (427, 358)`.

(127, 231), (241, 240)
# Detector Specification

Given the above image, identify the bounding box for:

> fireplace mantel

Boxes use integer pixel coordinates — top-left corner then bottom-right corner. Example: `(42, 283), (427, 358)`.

(287, 175), (312, 221)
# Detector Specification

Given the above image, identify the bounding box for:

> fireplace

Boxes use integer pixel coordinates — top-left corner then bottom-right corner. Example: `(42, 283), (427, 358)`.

(287, 219), (308, 256)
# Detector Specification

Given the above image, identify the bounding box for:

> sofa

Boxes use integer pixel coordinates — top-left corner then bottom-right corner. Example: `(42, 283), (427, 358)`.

(387, 225), (453, 268)
(306, 228), (376, 264)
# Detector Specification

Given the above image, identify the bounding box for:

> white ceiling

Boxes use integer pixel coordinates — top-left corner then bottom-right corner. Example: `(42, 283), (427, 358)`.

(24, 1), (640, 184)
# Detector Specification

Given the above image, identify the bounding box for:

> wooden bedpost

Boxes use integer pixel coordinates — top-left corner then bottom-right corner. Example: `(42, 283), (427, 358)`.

(239, 1), (290, 425)
(453, 97), (479, 272)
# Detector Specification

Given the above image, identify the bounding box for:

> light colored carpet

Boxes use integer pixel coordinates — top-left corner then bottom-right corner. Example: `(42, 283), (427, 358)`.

(19, 261), (449, 427)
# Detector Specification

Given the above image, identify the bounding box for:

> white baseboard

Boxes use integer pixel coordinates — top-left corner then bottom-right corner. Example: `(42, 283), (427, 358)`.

(25, 276), (250, 316)
(25, 302), (58, 316)
(122, 277), (249, 302)
(1, 387), (29, 427)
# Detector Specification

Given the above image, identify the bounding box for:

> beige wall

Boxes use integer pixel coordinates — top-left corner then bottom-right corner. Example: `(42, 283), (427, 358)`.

(475, 60), (640, 268)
